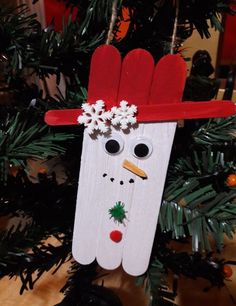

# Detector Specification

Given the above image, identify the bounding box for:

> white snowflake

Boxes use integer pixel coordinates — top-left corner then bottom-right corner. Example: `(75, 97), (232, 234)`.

(77, 100), (112, 134)
(111, 100), (137, 130)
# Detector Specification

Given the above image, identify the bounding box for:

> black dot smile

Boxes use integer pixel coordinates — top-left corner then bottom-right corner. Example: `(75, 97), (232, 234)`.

(102, 174), (135, 185)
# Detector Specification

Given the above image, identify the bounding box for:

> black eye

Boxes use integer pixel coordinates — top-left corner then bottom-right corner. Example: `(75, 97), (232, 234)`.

(105, 139), (120, 154)
(131, 137), (152, 159)
(103, 134), (124, 155)
(134, 143), (149, 158)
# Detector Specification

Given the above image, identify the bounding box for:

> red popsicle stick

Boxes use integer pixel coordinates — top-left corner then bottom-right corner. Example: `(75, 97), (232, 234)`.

(44, 101), (236, 126)
(45, 109), (83, 126)
(117, 49), (154, 106)
(87, 45), (121, 105)
(137, 100), (236, 122)
(149, 54), (187, 105)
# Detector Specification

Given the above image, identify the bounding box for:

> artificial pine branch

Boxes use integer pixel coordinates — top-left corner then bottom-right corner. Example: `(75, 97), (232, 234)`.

(193, 115), (236, 145)
(54, 0), (234, 40)
(0, 225), (71, 286)
(37, 77), (88, 111)
(136, 258), (177, 306)
(56, 261), (96, 306)
(0, 110), (76, 182)
(154, 245), (229, 288)
(136, 231), (236, 306)
(0, 4), (105, 82)
(0, 170), (77, 230)
(0, 4), (39, 58)
(57, 260), (123, 306)
(3, 0), (234, 84)
(157, 140), (236, 251)
(178, 0), (235, 38)
(0, 171), (78, 293)
(170, 148), (234, 179)
(159, 176), (236, 252)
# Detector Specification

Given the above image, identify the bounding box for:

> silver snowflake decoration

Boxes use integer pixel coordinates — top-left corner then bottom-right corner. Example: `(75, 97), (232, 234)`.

(77, 100), (112, 134)
(111, 100), (137, 130)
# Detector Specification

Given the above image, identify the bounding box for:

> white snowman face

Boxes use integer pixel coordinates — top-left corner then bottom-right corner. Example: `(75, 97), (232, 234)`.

(72, 121), (176, 276)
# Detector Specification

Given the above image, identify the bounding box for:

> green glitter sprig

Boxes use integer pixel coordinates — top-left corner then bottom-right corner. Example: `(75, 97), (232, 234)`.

(108, 201), (127, 225)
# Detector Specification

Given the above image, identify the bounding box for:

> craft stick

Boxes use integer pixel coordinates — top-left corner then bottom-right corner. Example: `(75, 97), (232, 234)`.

(44, 101), (236, 126)
(117, 49), (154, 106)
(149, 54), (187, 105)
(87, 45), (121, 105)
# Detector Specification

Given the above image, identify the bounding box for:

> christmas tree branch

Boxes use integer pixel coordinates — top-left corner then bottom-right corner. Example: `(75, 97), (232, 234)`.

(0, 111), (76, 182)
(193, 116), (236, 145)
(160, 177), (236, 252)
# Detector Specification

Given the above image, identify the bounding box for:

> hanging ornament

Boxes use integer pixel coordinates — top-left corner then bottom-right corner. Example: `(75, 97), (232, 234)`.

(9, 164), (22, 177)
(226, 174), (236, 187)
(223, 265), (233, 278)
(44, 0), (78, 32)
(114, 7), (132, 41)
(45, 45), (236, 276)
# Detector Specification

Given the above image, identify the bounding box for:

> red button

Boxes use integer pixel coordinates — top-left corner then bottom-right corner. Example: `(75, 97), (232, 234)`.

(110, 230), (123, 243)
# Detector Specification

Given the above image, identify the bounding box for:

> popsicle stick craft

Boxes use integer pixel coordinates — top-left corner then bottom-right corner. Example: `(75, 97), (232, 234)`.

(45, 45), (236, 276)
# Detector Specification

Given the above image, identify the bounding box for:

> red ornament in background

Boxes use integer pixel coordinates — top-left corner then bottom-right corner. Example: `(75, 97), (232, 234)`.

(223, 265), (233, 278)
(44, 0), (78, 32)
(115, 7), (132, 41)
(226, 174), (236, 187)
(9, 165), (21, 177)
(44, 2), (131, 39)
(38, 167), (48, 175)
(218, 4), (236, 67)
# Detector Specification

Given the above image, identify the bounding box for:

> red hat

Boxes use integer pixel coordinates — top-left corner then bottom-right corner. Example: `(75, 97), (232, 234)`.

(45, 45), (236, 127)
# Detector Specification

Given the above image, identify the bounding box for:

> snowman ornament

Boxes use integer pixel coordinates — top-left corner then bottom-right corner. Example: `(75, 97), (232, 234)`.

(45, 45), (236, 276)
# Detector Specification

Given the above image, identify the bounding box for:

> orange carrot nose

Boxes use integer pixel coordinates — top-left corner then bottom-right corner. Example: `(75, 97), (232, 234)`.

(122, 159), (148, 179)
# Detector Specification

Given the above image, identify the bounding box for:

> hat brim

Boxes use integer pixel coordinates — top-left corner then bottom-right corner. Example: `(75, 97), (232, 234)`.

(45, 100), (236, 126)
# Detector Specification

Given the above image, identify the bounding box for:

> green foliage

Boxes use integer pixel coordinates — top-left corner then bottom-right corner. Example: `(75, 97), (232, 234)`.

(178, 0), (235, 39)
(114, 0), (235, 60)
(56, 262), (122, 306)
(32, 20), (104, 78)
(158, 149), (236, 251)
(159, 177), (236, 252)
(160, 146), (236, 251)
(0, 173), (77, 293)
(0, 111), (76, 182)
(193, 116), (236, 145)
(2, 0), (234, 83)
(0, 4), (105, 83)
(0, 5), (39, 76)
(78, 0), (122, 35)
(37, 76), (88, 111)
(56, 0), (235, 40)
(171, 148), (235, 178)
(0, 225), (72, 294)
(136, 259), (176, 306)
